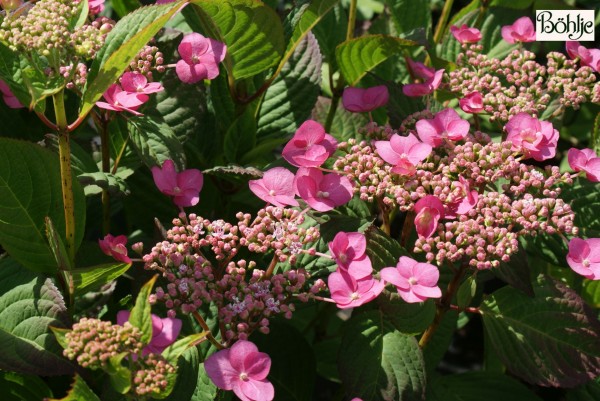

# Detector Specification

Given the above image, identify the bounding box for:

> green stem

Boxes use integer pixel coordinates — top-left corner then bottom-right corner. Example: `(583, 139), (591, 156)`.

(324, 93), (340, 133)
(99, 116), (111, 234)
(53, 90), (75, 265)
(433, 0), (454, 45)
(346, 0), (357, 41)
(192, 311), (224, 350)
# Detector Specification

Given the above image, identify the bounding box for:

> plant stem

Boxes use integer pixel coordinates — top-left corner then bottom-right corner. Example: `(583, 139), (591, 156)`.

(53, 90), (76, 265)
(264, 254), (278, 280)
(346, 0), (357, 41)
(99, 115), (111, 234)
(192, 311), (224, 350)
(433, 0), (454, 45)
(419, 261), (468, 348)
(377, 196), (391, 235)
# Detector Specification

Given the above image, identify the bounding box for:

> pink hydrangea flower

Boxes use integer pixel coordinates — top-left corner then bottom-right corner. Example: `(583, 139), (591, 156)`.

(294, 168), (353, 212)
(446, 176), (478, 218)
(328, 271), (384, 309)
(501, 16), (536, 44)
(414, 195), (445, 239)
(415, 108), (470, 147)
(176, 33), (227, 84)
(406, 58), (435, 80)
(381, 256), (442, 303)
(0, 79), (23, 109)
(205, 340), (274, 401)
(0, 0), (24, 11)
(96, 84), (148, 115)
(151, 159), (204, 207)
(505, 113), (558, 161)
(566, 238), (600, 280)
(459, 91), (484, 114)
(249, 167), (299, 207)
(403, 61), (444, 97)
(342, 85), (389, 113)
(568, 148), (600, 182)
(566, 41), (600, 72)
(282, 120), (337, 168)
(88, 0), (104, 14)
(117, 311), (182, 355)
(120, 72), (164, 95)
(374, 133), (432, 176)
(98, 234), (131, 264)
(328, 231), (373, 279)
(450, 24), (482, 44)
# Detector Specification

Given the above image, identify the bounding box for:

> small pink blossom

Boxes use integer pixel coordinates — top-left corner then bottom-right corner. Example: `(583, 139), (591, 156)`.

(381, 256), (442, 303)
(0, 79), (23, 109)
(459, 91), (484, 114)
(501, 16), (536, 44)
(568, 148), (600, 182)
(403, 60), (444, 97)
(328, 231), (373, 279)
(96, 84), (148, 115)
(99, 234), (131, 264)
(342, 85), (389, 113)
(294, 168), (353, 212)
(446, 176), (478, 218)
(249, 167), (299, 207)
(414, 195), (445, 239)
(282, 120), (337, 168)
(176, 33), (227, 84)
(566, 41), (600, 72)
(328, 271), (384, 309)
(406, 59), (435, 80)
(88, 0), (104, 14)
(374, 133), (432, 176)
(120, 72), (164, 95)
(566, 238), (600, 280)
(117, 311), (182, 355)
(450, 24), (482, 44)
(505, 113), (558, 161)
(151, 159), (204, 207)
(205, 340), (274, 401)
(415, 108), (470, 147)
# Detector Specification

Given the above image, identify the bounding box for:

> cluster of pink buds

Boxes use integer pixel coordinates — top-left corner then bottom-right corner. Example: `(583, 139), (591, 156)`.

(132, 353), (177, 396)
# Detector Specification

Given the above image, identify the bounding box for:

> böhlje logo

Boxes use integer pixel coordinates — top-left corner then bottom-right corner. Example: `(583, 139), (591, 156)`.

(535, 9), (595, 41)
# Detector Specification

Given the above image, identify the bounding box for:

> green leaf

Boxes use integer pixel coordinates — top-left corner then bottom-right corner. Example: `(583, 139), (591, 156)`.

(45, 217), (73, 273)
(162, 332), (209, 365)
(0, 257), (73, 376)
(0, 43), (39, 112)
(129, 275), (158, 346)
(565, 378), (600, 401)
(47, 374), (100, 401)
(0, 138), (86, 274)
(582, 279), (600, 308)
(78, 171), (131, 197)
(190, 0), (285, 80)
(21, 66), (64, 110)
(364, 225), (408, 270)
(128, 116), (186, 170)
(112, 0), (143, 18)
(492, 246), (533, 296)
(312, 95), (369, 141)
(223, 108), (257, 163)
(69, 0), (89, 30)
(489, 0), (533, 8)
(336, 34), (416, 86)
(422, 310), (458, 374)
(50, 327), (70, 350)
(427, 371), (543, 401)
(378, 293), (436, 334)
(72, 262), (132, 297)
(162, 346), (206, 401)
(256, 32), (322, 141)
(79, 1), (185, 119)
(592, 112), (600, 156)
(456, 275), (477, 309)
(107, 353), (132, 394)
(339, 310), (426, 401)
(562, 177), (600, 235)
(481, 275), (600, 387)
(312, 3), (347, 70)
(0, 371), (53, 401)
(384, 0), (431, 38)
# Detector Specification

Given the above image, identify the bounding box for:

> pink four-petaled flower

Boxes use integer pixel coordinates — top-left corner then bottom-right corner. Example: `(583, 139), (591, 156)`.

(380, 256), (442, 303)
(415, 108), (470, 148)
(450, 24), (482, 44)
(328, 231), (373, 279)
(176, 33), (227, 84)
(459, 91), (484, 114)
(342, 85), (389, 113)
(99, 234), (131, 264)
(328, 271), (384, 309)
(505, 113), (558, 161)
(566, 238), (600, 280)
(151, 159), (204, 207)
(205, 340), (275, 401)
(501, 16), (536, 44)
(446, 176), (478, 218)
(117, 311), (182, 355)
(282, 120), (337, 168)
(120, 72), (164, 95)
(403, 59), (444, 97)
(414, 195), (445, 239)
(374, 133), (432, 176)
(294, 168), (353, 212)
(88, 0), (105, 14)
(566, 41), (600, 73)
(96, 84), (148, 115)
(568, 148), (600, 182)
(249, 167), (299, 207)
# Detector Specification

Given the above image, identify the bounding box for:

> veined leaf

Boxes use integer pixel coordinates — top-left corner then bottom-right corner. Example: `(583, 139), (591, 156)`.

(47, 374), (100, 401)
(80, 1), (185, 119)
(223, 108), (257, 163)
(0, 43), (41, 112)
(336, 35), (416, 86)
(112, 0), (143, 18)
(189, 0), (285, 80)
(128, 116), (186, 170)
(107, 353), (131, 394)
(481, 275), (600, 387)
(364, 225), (408, 271)
(78, 171), (131, 197)
(0, 371), (53, 401)
(72, 262), (131, 297)
(384, 0), (431, 38)
(129, 275), (158, 346)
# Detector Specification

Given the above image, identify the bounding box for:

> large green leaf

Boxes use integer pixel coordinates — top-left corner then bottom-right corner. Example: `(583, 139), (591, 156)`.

(384, 0), (431, 38)
(0, 43), (41, 112)
(364, 225), (408, 271)
(0, 371), (53, 401)
(128, 116), (186, 170)
(47, 374), (100, 401)
(257, 32), (322, 141)
(0, 258), (73, 376)
(223, 108), (257, 163)
(565, 378), (600, 401)
(481, 275), (600, 387)
(190, 0), (285, 80)
(336, 35), (416, 86)
(79, 1), (185, 119)
(378, 294), (436, 334)
(72, 262), (131, 297)
(562, 177), (600, 236)
(0, 138), (86, 273)
(312, 95), (369, 141)
(312, 3), (347, 70)
(339, 310), (426, 401)
(129, 275), (158, 346)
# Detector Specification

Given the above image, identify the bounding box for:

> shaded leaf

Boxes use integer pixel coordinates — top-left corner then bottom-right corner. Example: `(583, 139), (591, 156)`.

(47, 374), (100, 401)
(0, 371), (53, 401)
(384, 0), (431, 38)
(106, 353), (131, 394)
(378, 293), (436, 334)
(128, 116), (186, 170)
(422, 310), (458, 374)
(492, 246), (533, 296)
(129, 275), (158, 345)
(364, 225), (408, 271)
(72, 262), (131, 297)
(223, 108), (257, 163)
(78, 171), (131, 197)
(312, 95), (369, 141)
(162, 332), (209, 365)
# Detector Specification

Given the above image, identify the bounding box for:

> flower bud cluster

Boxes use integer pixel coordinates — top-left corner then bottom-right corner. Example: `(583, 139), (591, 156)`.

(127, 44), (165, 80)
(448, 45), (597, 122)
(132, 353), (177, 397)
(63, 318), (143, 369)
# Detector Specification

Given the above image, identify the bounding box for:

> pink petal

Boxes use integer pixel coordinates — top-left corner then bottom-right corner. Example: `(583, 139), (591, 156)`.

(151, 317), (182, 348)
(374, 140), (402, 165)
(414, 263), (440, 286)
(585, 158), (600, 182)
(415, 119), (442, 147)
(345, 232), (366, 257)
(177, 169), (204, 195)
(294, 120), (326, 147)
(176, 60), (208, 84)
(238, 379), (275, 401)
(264, 167), (296, 196)
(342, 87), (368, 113)
(586, 238), (600, 262)
(380, 267), (410, 290)
(204, 349), (236, 390)
(346, 256), (373, 280)
(229, 340), (260, 372)
(411, 284), (442, 299)
(152, 160), (179, 194)
(568, 148), (588, 172)
(245, 352), (271, 380)
(116, 310), (130, 326)
(403, 82), (433, 97)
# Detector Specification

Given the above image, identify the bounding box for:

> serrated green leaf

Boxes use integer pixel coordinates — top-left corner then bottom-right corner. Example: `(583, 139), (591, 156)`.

(312, 3), (347, 70)
(128, 116), (186, 170)
(422, 310), (458, 374)
(364, 225), (408, 270)
(0, 257), (73, 376)
(50, 327), (70, 350)
(0, 138), (86, 274)
(78, 171), (131, 197)
(162, 332), (208, 365)
(47, 374), (100, 401)
(562, 177), (600, 235)
(336, 34), (416, 86)
(384, 0), (431, 38)
(456, 275), (476, 309)
(129, 275), (158, 346)
(162, 346), (205, 401)
(256, 32), (322, 141)
(0, 43), (40, 112)
(69, 0), (89, 30)
(72, 262), (131, 297)
(190, 0), (285, 80)
(223, 108), (256, 163)
(481, 274), (600, 387)
(80, 1), (185, 119)
(565, 378), (600, 401)
(21, 66), (64, 110)
(378, 293), (436, 334)
(313, 95), (369, 141)
(0, 371), (53, 401)
(107, 353), (132, 394)
(112, 0), (143, 18)
(339, 310), (426, 401)
(492, 246), (533, 296)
